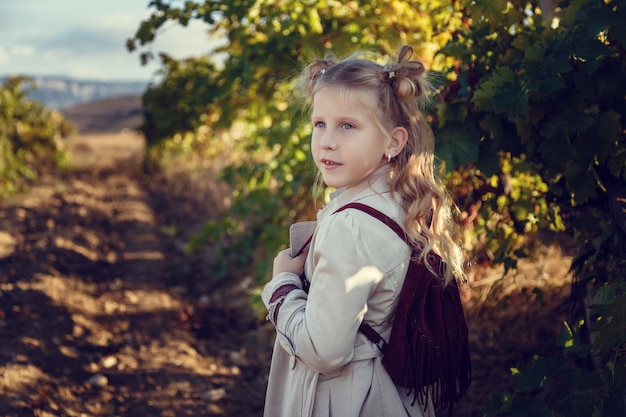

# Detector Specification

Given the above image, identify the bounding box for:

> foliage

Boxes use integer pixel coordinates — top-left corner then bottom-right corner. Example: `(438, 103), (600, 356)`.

(139, 55), (221, 147)
(434, 0), (625, 414)
(128, 0), (469, 283)
(483, 280), (626, 416)
(128, 0), (626, 413)
(0, 77), (71, 196)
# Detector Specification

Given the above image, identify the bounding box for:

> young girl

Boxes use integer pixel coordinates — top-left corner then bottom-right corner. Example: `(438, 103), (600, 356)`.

(261, 45), (465, 417)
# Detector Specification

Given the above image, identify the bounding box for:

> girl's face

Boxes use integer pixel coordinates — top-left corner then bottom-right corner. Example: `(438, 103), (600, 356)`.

(311, 87), (388, 189)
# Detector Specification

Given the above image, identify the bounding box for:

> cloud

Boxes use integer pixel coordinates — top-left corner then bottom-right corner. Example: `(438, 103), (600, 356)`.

(0, 46), (8, 65)
(30, 12), (211, 62)
(0, 1), (216, 81)
(151, 20), (213, 58)
(40, 28), (125, 55)
(68, 64), (117, 80)
(11, 45), (36, 57)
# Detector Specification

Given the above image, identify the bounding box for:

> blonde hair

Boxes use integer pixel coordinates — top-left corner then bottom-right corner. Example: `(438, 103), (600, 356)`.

(298, 45), (465, 283)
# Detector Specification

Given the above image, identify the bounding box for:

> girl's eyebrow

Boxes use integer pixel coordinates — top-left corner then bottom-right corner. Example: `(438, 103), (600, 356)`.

(312, 113), (360, 122)
(335, 116), (362, 125)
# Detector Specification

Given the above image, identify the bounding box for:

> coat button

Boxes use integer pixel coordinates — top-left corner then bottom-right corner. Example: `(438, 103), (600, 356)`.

(289, 355), (296, 370)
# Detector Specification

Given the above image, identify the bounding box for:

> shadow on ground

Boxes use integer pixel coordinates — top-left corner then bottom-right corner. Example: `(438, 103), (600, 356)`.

(0, 131), (270, 416)
(0, 114), (575, 416)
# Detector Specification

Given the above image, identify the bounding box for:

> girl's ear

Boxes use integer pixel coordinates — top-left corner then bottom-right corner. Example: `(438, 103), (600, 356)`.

(387, 126), (409, 158)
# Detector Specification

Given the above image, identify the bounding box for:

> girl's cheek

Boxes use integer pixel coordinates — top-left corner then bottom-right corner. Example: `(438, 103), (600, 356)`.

(310, 135), (320, 151)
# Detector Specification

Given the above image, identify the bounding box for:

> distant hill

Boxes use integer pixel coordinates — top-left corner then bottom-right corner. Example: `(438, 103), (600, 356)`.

(61, 95), (144, 135)
(1, 75), (148, 109)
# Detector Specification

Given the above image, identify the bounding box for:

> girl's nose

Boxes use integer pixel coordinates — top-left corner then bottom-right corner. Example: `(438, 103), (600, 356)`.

(320, 131), (337, 150)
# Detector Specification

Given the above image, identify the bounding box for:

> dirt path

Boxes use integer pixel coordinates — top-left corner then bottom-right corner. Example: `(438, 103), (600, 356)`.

(0, 121), (575, 417)
(0, 132), (270, 416)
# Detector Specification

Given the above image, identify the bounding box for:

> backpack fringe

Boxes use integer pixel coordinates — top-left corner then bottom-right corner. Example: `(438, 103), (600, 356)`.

(404, 330), (471, 413)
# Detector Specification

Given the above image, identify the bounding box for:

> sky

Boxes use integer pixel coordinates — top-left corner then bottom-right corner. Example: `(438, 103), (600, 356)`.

(0, 0), (215, 83)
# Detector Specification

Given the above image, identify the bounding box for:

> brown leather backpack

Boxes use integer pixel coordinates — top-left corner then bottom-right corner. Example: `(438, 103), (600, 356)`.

(333, 202), (471, 415)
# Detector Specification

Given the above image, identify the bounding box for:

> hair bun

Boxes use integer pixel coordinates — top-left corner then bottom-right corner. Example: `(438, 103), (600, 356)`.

(300, 55), (336, 95)
(386, 45), (427, 99)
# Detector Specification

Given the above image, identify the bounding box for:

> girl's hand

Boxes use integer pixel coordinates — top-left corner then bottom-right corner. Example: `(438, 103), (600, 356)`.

(263, 249), (308, 324)
(272, 248), (308, 277)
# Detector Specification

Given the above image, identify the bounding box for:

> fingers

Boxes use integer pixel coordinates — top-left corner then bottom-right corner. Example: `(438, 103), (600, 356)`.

(278, 246), (307, 260)
(273, 247), (308, 277)
(291, 246), (309, 259)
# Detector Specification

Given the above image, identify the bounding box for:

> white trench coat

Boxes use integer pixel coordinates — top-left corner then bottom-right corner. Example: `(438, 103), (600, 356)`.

(263, 167), (435, 417)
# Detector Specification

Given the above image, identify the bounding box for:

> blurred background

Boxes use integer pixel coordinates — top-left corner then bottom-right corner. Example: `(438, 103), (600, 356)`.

(0, 0), (624, 416)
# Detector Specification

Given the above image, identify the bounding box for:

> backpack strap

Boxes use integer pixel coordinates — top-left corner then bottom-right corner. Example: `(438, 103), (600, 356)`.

(332, 202), (409, 351)
(334, 202), (408, 243)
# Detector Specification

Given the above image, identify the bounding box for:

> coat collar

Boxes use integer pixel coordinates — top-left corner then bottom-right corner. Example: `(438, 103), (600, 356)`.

(317, 165), (392, 221)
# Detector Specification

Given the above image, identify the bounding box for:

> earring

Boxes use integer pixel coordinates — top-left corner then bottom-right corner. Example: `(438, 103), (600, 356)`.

(387, 153), (392, 162)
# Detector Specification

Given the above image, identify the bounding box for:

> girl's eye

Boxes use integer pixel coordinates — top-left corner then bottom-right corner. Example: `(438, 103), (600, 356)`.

(314, 121), (326, 128)
(341, 123), (355, 130)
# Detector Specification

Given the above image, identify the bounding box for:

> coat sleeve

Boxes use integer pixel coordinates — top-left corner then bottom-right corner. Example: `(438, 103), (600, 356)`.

(275, 211), (388, 374)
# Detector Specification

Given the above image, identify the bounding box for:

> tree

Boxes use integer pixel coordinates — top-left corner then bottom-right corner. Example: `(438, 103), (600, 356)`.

(434, 0), (625, 414)
(0, 77), (71, 196)
(128, 0), (625, 414)
(127, 0), (468, 283)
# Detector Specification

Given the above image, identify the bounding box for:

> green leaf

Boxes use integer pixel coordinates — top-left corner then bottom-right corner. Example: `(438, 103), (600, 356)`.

(556, 322), (575, 349)
(512, 363), (548, 392)
(436, 128), (480, 167)
(572, 36), (608, 74)
(437, 102), (468, 124)
(593, 285), (617, 306)
(477, 136), (501, 177)
(609, 3), (626, 46)
(524, 42), (545, 62)
(593, 293), (626, 352)
(435, 139), (454, 172)
(511, 396), (551, 417)
(543, 42), (573, 75)
(607, 149), (626, 179)
(537, 128), (572, 167)
(581, 5), (612, 40)
(560, 0), (588, 27)
(472, 67), (516, 112)
(569, 366), (604, 393)
(564, 162), (598, 205)
(595, 110), (623, 165)
(562, 105), (593, 135)
(492, 87), (529, 118)
(469, 0), (509, 22)
(473, 67), (528, 118)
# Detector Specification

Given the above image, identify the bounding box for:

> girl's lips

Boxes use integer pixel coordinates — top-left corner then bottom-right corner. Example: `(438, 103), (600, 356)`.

(320, 158), (340, 168)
